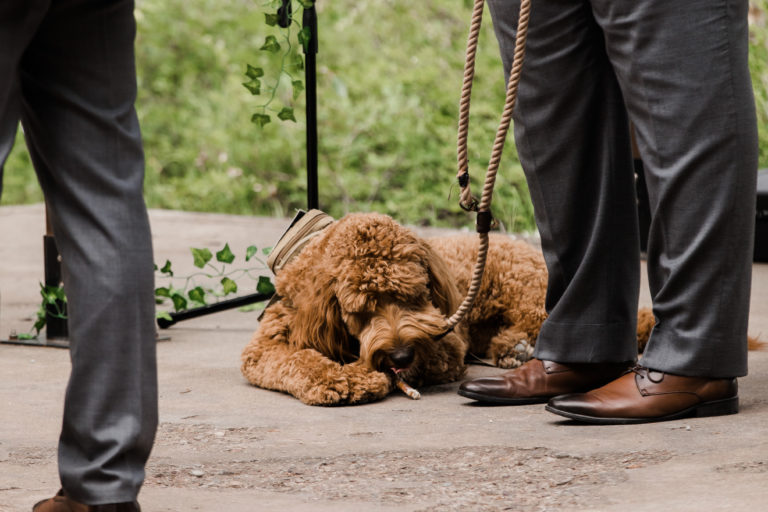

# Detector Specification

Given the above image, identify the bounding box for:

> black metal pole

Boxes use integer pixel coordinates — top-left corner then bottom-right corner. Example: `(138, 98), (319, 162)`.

(157, 292), (275, 329)
(304, 2), (319, 210)
(44, 203), (68, 339)
(43, 234), (68, 339)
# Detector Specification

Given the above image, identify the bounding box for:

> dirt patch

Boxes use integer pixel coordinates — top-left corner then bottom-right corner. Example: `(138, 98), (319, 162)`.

(715, 460), (768, 473)
(145, 423), (672, 512)
(6, 446), (56, 466)
(153, 422), (268, 454)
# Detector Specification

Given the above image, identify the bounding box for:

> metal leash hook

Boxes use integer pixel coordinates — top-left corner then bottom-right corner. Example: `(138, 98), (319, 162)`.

(445, 0), (531, 331)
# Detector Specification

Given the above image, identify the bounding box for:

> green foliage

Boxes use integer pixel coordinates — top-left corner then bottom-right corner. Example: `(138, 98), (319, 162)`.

(239, 0), (536, 230)
(13, 284), (68, 339)
(2, 0), (768, 233)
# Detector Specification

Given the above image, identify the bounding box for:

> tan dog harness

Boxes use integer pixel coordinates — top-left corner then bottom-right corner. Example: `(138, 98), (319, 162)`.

(267, 209), (335, 274)
(259, 209), (334, 320)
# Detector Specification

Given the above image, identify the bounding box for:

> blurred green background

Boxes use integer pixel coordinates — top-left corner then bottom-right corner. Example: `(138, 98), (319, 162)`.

(2, 0), (767, 233)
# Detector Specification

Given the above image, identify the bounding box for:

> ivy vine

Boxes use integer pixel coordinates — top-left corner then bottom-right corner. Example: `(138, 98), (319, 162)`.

(154, 243), (275, 322)
(243, 0), (314, 128)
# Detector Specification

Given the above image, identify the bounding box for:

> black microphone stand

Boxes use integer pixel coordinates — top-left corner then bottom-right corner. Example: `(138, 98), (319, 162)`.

(303, 1), (319, 210)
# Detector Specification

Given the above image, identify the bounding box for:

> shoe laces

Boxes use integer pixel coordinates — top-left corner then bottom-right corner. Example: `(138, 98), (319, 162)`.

(627, 365), (665, 383)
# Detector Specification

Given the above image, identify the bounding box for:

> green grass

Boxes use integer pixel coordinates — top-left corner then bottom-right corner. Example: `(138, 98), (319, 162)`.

(2, 0), (768, 232)
(751, 1), (768, 167)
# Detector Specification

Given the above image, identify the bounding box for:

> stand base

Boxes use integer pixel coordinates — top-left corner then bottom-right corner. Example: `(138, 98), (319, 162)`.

(0, 332), (171, 347)
(0, 333), (70, 349)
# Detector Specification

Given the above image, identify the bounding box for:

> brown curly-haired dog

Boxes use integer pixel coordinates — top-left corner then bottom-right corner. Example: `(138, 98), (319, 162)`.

(241, 212), (658, 406)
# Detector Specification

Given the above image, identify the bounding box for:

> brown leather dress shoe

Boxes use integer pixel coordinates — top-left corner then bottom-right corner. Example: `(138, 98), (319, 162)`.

(545, 366), (739, 424)
(457, 358), (632, 405)
(33, 490), (141, 512)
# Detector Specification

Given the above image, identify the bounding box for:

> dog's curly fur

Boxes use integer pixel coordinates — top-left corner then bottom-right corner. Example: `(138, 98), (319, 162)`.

(241, 212), (654, 406)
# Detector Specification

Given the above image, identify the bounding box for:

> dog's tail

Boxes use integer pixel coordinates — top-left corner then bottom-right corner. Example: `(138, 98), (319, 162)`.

(748, 335), (766, 351)
(636, 308), (654, 353)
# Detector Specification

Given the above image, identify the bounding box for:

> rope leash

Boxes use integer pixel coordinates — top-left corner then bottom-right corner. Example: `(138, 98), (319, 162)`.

(444, 0), (531, 332)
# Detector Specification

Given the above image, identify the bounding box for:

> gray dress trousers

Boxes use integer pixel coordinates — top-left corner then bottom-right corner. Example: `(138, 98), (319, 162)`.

(1, 0), (157, 504)
(486, 0), (758, 378)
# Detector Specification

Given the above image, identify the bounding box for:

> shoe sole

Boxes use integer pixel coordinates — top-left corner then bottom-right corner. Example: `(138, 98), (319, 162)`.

(457, 388), (551, 405)
(544, 396), (739, 425)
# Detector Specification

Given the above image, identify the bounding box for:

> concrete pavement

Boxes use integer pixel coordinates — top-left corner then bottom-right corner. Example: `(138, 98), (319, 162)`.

(1, 203), (767, 511)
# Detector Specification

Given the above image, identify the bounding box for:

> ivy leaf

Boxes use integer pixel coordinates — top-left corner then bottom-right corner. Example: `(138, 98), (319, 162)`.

(292, 80), (304, 100)
(41, 289), (56, 304)
(245, 245), (259, 261)
(251, 113), (271, 128)
(264, 13), (278, 27)
(277, 107), (297, 122)
(245, 64), (264, 79)
(188, 286), (207, 305)
(40, 284), (66, 304)
(156, 311), (173, 322)
(155, 287), (172, 298)
(160, 260), (173, 276)
(263, 246), (273, 255)
(298, 27), (312, 52)
(291, 52), (304, 72)
(257, 276), (276, 295)
(216, 243), (236, 264)
(243, 66), (264, 95)
(33, 308), (46, 334)
(191, 247), (213, 268)
(260, 35), (281, 53)
(171, 292), (188, 312)
(242, 78), (261, 95)
(221, 277), (238, 295)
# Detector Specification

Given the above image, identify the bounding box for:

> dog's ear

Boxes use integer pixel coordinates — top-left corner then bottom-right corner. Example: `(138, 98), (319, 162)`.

(277, 223), (358, 363)
(289, 278), (358, 363)
(419, 240), (462, 317)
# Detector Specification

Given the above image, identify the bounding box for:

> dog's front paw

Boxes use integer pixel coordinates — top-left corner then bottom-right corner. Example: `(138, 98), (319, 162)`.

(290, 354), (351, 406)
(300, 373), (350, 406)
(493, 340), (534, 369)
(341, 362), (392, 404)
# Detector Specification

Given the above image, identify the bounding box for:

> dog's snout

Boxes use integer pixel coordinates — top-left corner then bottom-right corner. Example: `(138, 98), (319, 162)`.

(388, 345), (415, 369)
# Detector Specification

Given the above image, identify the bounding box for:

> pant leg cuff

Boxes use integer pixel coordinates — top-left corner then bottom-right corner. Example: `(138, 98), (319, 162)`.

(640, 327), (747, 378)
(533, 319), (639, 364)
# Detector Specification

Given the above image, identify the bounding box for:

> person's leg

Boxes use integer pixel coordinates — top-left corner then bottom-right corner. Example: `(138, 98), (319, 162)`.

(19, 0), (157, 504)
(486, 0), (640, 363)
(457, 0), (638, 404)
(545, 0), (757, 425)
(0, 1), (48, 192)
(590, 0), (758, 378)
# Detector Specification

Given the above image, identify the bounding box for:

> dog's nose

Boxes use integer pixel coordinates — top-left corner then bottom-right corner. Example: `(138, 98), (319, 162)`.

(388, 345), (415, 369)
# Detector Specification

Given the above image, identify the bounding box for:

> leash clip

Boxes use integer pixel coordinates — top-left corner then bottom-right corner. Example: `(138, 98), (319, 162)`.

(460, 198), (479, 212)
